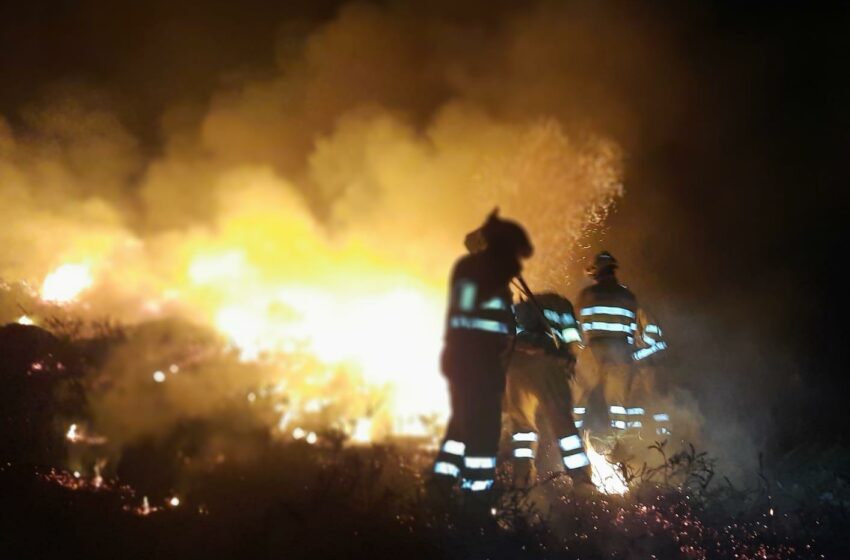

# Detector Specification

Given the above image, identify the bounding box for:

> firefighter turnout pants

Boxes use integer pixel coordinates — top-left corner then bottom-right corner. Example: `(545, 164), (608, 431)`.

(505, 351), (591, 487)
(628, 363), (672, 436)
(433, 374), (504, 495)
(574, 350), (671, 437)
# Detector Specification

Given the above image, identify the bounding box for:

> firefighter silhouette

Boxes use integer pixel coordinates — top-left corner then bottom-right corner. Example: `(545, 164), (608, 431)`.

(431, 210), (532, 510)
(573, 251), (671, 440)
(504, 293), (594, 491)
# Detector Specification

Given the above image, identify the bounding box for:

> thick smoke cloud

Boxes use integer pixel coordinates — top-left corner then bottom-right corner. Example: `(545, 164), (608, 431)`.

(0, 1), (658, 293)
(2, 1), (734, 469)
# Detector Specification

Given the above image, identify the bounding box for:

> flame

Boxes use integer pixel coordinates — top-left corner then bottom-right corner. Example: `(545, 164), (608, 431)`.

(65, 422), (108, 445)
(195, 249), (451, 436)
(17, 315), (35, 325)
(351, 418), (373, 444)
(584, 434), (629, 495)
(41, 263), (93, 303)
(93, 459), (105, 489)
(21, 127), (620, 446)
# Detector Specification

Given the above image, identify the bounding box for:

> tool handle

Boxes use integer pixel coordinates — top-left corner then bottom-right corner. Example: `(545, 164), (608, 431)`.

(512, 275), (562, 350)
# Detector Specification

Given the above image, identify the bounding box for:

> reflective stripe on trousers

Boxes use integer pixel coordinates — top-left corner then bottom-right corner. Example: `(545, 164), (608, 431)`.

(609, 405), (627, 431)
(511, 431), (538, 459)
(558, 434), (590, 470)
(433, 439), (465, 479)
(610, 405), (648, 431)
(626, 407), (645, 429)
(653, 413), (672, 436)
(572, 406), (585, 429)
(462, 455), (497, 492)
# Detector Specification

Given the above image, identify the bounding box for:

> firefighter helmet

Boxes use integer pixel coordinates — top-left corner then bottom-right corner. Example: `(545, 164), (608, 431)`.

(465, 209), (533, 259)
(585, 250), (618, 276)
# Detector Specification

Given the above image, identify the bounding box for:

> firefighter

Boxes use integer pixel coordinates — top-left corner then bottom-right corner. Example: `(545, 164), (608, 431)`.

(505, 292), (594, 492)
(431, 210), (532, 510)
(631, 308), (672, 437)
(574, 251), (643, 437)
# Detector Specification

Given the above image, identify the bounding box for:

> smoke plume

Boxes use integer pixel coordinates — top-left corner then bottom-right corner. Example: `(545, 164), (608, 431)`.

(2, 1), (695, 460)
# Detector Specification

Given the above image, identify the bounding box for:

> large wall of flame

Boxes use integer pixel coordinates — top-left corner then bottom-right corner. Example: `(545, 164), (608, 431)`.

(2, 0), (845, 490)
(0, 1), (696, 461)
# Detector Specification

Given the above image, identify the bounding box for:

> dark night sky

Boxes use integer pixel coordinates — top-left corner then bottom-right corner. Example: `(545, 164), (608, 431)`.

(604, 4), (850, 448)
(1, 1), (848, 449)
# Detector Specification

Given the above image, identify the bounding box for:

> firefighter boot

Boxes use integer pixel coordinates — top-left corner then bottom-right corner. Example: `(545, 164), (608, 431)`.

(425, 472), (458, 511)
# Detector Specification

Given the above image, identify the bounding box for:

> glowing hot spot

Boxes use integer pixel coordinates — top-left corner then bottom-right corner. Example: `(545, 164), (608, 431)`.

(210, 280), (449, 437)
(584, 434), (629, 495)
(41, 263), (93, 304)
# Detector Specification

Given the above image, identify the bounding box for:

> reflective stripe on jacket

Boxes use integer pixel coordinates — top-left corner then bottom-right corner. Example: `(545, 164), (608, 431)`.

(443, 252), (516, 351)
(633, 309), (668, 362)
(577, 275), (638, 346)
(514, 292), (581, 355)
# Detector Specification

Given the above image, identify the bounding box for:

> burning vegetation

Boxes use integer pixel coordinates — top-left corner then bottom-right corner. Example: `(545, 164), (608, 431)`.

(2, 266), (847, 558)
(1, 1), (848, 558)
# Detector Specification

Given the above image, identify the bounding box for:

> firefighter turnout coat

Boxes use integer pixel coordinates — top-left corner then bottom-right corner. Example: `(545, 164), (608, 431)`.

(432, 250), (517, 495)
(574, 273), (671, 437)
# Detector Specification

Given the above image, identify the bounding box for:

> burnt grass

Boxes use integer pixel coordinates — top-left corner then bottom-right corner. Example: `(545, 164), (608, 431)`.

(2, 321), (849, 559)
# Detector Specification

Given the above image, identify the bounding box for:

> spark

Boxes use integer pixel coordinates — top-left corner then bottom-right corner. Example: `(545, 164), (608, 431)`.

(17, 315), (34, 325)
(168, 496), (181, 507)
(152, 371), (166, 383)
(92, 464), (103, 489)
(140, 496), (152, 516)
(66, 423), (80, 442)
